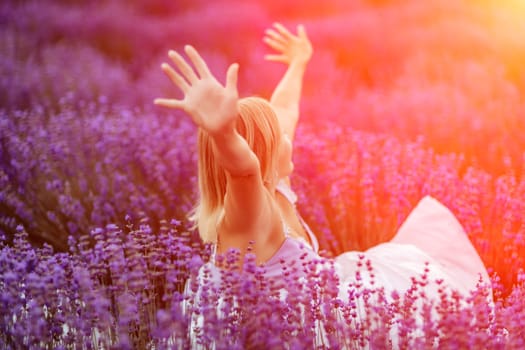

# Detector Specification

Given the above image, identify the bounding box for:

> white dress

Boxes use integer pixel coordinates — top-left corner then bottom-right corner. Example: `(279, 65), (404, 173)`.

(276, 180), (491, 299)
(334, 195), (491, 299)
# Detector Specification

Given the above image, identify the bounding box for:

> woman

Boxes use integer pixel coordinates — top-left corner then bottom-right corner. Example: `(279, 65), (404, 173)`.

(155, 23), (492, 347)
(154, 53), (311, 272)
(154, 24), (320, 269)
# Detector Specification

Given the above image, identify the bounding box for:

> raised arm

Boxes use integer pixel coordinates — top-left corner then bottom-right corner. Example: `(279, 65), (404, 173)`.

(264, 23), (313, 142)
(154, 46), (269, 235)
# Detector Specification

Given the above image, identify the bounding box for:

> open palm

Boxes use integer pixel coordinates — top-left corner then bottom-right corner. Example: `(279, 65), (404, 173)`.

(263, 23), (313, 65)
(155, 45), (239, 135)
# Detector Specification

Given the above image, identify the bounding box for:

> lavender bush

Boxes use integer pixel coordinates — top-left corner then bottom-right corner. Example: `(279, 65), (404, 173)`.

(1, 0), (525, 347)
(293, 124), (525, 289)
(2, 225), (522, 349)
(0, 101), (196, 250)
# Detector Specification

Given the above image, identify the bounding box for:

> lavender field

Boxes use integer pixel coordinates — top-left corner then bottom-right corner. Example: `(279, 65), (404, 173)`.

(1, 0), (525, 348)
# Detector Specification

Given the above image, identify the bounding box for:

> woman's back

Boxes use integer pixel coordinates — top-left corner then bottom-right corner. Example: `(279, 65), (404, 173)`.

(214, 188), (289, 266)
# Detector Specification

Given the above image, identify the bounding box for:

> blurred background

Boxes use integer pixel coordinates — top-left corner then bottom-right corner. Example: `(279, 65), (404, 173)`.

(1, 0), (524, 289)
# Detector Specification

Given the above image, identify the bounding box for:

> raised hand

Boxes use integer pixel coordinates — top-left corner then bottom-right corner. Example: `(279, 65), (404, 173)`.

(154, 45), (239, 135)
(263, 23), (313, 66)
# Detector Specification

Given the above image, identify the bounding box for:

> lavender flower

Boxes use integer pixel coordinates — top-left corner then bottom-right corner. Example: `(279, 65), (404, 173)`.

(1, 0), (525, 348)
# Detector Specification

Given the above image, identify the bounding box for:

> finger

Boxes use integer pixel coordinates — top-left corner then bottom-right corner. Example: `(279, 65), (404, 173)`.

(154, 98), (185, 109)
(264, 29), (288, 45)
(225, 63), (239, 91)
(161, 63), (190, 93)
(168, 50), (198, 83)
(298, 24), (308, 39)
(264, 54), (287, 63)
(263, 37), (286, 52)
(273, 22), (294, 40)
(184, 45), (212, 79)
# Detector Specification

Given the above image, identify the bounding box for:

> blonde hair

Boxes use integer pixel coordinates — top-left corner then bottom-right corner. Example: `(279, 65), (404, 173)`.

(190, 97), (282, 243)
